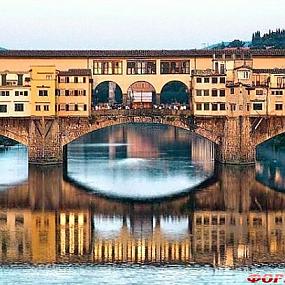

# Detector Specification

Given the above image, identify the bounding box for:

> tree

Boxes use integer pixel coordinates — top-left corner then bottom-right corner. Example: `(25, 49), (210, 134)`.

(227, 39), (245, 48)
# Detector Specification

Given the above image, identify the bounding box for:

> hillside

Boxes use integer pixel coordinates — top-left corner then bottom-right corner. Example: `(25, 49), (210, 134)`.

(209, 29), (285, 49)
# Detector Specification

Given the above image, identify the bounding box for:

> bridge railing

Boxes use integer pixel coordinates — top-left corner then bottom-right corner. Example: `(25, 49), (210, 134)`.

(91, 109), (193, 117)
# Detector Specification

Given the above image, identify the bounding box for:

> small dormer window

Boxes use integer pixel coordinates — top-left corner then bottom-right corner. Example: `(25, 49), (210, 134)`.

(238, 70), (250, 80)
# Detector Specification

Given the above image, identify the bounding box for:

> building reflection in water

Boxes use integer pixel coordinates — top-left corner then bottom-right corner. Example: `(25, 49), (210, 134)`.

(1, 163), (285, 266)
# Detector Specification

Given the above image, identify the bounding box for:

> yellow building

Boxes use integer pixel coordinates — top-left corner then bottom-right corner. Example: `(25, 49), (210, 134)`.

(0, 72), (31, 117)
(1, 49), (285, 118)
(191, 69), (227, 116)
(56, 69), (92, 117)
(30, 65), (57, 116)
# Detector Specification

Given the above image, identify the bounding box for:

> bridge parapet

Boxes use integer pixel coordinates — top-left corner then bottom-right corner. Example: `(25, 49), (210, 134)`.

(91, 109), (193, 117)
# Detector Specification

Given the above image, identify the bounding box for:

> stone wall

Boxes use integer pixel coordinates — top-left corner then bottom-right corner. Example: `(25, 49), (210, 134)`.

(1, 113), (285, 164)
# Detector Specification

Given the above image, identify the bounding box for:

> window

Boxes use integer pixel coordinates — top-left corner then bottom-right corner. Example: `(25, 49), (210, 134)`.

(17, 74), (23, 86)
(238, 70), (250, 80)
(127, 60), (156, 74)
(212, 89), (218, 96)
(1, 74), (7, 86)
(219, 89), (225, 97)
(275, 216), (283, 225)
(204, 90), (209, 96)
(0, 105), (7, 113)
(277, 77), (285, 88)
(74, 77), (78, 83)
(196, 77), (202, 83)
(84, 104), (87, 111)
(36, 105), (41, 111)
(230, 104), (236, 111)
(74, 90), (78, 96)
(204, 103), (210, 110)
(83, 77), (86, 83)
(65, 104), (69, 111)
(39, 90), (48, 96)
(15, 91), (19, 96)
(24, 91), (28, 96)
(220, 64), (225, 74)
(272, 90), (283, 95)
(220, 103), (226, 110)
(75, 104), (78, 111)
(253, 103), (263, 110)
(43, 105), (49, 111)
(230, 88), (234, 94)
(220, 77), (226, 83)
(196, 90), (202, 96)
(212, 103), (218, 111)
(93, 61), (123, 75)
(15, 103), (24, 112)
(204, 77), (210, 83)
(256, 89), (263, 95)
(1, 91), (9, 96)
(160, 60), (189, 74)
(196, 103), (202, 110)
(276, 104), (283, 110)
(212, 77), (218, 84)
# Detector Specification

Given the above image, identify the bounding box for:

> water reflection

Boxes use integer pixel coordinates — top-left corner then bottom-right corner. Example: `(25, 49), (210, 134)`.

(1, 125), (285, 271)
(0, 164), (285, 267)
(66, 124), (215, 199)
(0, 146), (28, 190)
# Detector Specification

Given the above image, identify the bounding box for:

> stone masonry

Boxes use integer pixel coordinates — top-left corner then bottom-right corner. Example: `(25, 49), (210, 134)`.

(1, 112), (285, 165)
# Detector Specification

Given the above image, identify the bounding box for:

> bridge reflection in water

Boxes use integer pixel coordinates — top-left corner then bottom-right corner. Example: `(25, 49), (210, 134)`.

(1, 163), (285, 266)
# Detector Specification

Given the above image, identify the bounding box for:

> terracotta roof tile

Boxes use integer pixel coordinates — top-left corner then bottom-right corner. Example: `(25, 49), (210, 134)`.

(0, 49), (285, 58)
(58, 69), (92, 76)
(253, 68), (285, 74)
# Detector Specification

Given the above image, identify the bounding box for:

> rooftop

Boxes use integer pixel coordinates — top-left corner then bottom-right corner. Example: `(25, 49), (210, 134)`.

(58, 69), (92, 76)
(0, 49), (285, 58)
(253, 68), (285, 74)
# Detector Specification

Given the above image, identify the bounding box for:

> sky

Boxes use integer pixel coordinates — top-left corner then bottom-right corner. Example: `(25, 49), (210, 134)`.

(1, 0), (285, 50)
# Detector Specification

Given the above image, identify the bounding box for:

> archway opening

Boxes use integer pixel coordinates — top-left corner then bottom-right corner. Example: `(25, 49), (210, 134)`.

(160, 81), (189, 107)
(0, 135), (28, 187)
(65, 123), (215, 200)
(93, 81), (123, 108)
(256, 133), (285, 192)
(127, 81), (156, 109)
(0, 135), (19, 147)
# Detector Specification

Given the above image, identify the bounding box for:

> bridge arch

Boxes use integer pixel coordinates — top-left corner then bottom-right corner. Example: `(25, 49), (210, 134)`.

(253, 117), (285, 147)
(61, 114), (222, 147)
(160, 81), (190, 105)
(127, 81), (157, 107)
(0, 133), (27, 146)
(93, 81), (123, 106)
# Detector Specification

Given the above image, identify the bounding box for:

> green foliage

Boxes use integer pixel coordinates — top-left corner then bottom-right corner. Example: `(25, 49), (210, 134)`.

(251, 29), (285, 49)
(227, 39), (245, 48)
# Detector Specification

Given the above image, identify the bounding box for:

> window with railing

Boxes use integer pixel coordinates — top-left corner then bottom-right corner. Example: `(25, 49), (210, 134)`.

(93, 61), (123, 75)
(160, 60), (190, 74)
(127, 61), (156, 74)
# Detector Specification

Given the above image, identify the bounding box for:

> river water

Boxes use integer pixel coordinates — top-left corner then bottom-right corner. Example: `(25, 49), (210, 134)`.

(0, 123), (285, 284)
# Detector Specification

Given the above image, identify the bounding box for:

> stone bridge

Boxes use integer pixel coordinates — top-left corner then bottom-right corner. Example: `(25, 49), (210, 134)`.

(0, 109), (285, 164)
